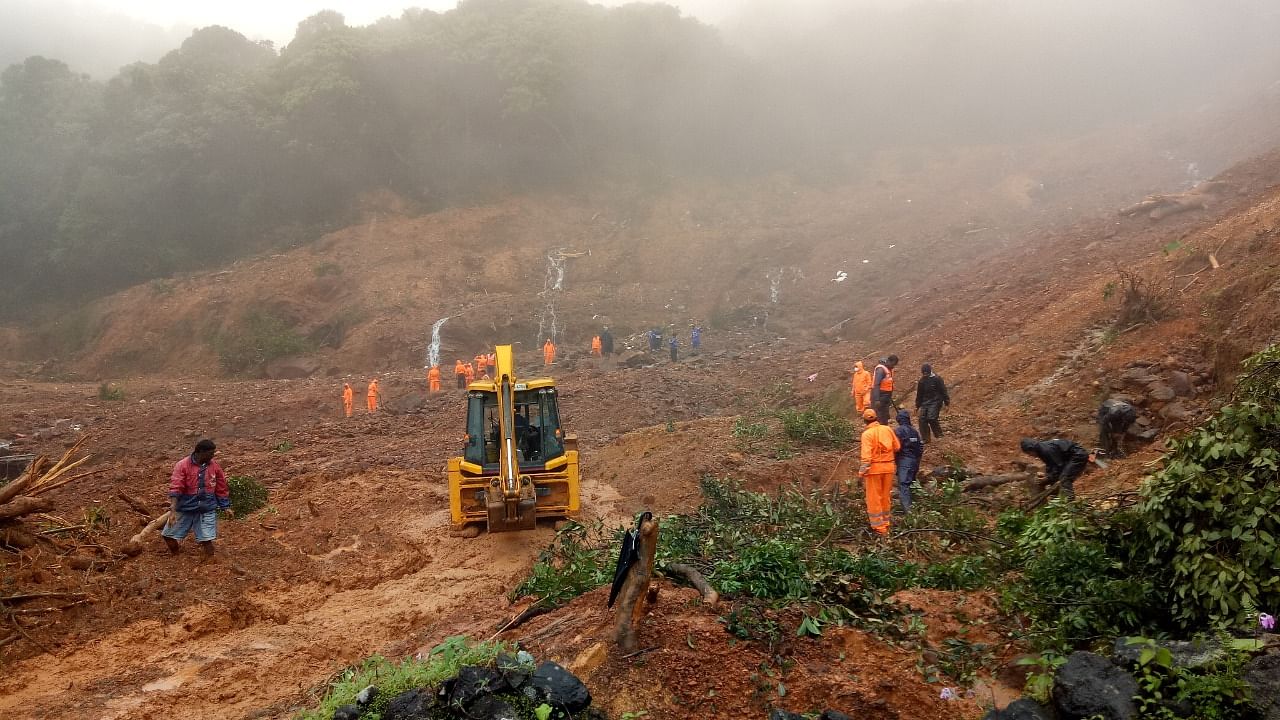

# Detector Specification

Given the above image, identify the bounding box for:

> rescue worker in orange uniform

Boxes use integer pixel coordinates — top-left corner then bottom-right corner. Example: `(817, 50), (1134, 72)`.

(464, 362), (476, 384)
(487, 352), (495, 371)
(367, 378), (380, 413)
(591, 335), (602, 356)
(858, 407), (900, 536)
(474, 353), (488, 377)
(427, 365), (441, 393)
(342, 383), (353, 418)
(454, 360), (467, 389)
(871, 355), (899, 423)
(851, 361), (872, 414)
(543, 338), (556, 366)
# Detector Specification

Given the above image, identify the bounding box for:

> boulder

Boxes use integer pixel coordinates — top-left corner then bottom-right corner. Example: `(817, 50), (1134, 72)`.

(356, 685), (379, 707)
(1244, 653), (1280, 720)
(530, 661), (591, 713)
(1159, 402), (1190, 422)
(444, 666), (504, 709)
(1168, 371), (1194, 397)
(332, 704), (362, 720)
(265, 356), (321, 380)
(619, 351), (649, 369)
(1112, 637), (1221, 670)
(1052, 651), (1138, 720)
(768, 710), (806, 720)
(983, 699), (1053, 720)
(820, 711), (852, 720)
(1148, 383), (1176, 402)
(1120, 367), (1158, 383)
(466, 695), (522, 720)
(386, 392), (427, 414)
(381, 688), (433, 720)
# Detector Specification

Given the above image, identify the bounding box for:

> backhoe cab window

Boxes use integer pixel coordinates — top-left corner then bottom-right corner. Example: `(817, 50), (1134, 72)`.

(464, 388), (564, 468)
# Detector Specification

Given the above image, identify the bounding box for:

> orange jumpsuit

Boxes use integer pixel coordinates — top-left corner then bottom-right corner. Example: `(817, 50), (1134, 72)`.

(474, 354), (488, 377)
(859, 419), (900, 535)
(591, 336), (602, 356)
(852, 361), (872, 413)
(464, 362), (475, 384)
(543, 340), (556, 366)
(367, 380), (380, 412)
(342, 384), (353, 418)
(427, 366), (441, 393)
(454, 360), (467, 389)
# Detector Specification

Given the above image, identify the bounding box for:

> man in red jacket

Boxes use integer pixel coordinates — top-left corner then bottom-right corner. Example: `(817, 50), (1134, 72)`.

(162, 439), (232, 559)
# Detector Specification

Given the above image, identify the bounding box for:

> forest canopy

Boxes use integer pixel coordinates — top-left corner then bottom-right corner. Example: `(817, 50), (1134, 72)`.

(1, 0), (1277, 314)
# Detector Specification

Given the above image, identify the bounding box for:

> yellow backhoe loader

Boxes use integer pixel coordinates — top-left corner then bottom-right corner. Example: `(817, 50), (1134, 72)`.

(446, 345), (580, 532)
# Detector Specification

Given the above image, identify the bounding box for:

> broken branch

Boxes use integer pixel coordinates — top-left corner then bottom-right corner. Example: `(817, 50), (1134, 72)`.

(663, 563), (719, 606)
(613, 516), (659, 654)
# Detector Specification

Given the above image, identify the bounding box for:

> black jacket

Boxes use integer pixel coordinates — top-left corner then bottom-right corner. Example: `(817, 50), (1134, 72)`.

(916, 374), (950, 408)
(1023, 439), (1087, 479)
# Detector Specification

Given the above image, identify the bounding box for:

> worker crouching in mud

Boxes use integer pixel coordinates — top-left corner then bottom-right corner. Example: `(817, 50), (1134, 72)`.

(858, 408), (900, 536)
(1020, 437), (1090, 500)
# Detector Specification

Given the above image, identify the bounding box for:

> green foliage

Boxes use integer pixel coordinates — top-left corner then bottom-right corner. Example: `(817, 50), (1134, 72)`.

(1016, 652), (1067, 703)
(510, 520), (617, 608)
(777, 405), (853, 447)
(312, 262), (342, 277)
(215, 312), (315, 374)
(1001, 500), (1153, 649)
(1124, 637), (1260, 720)
(273, 440), (294, 453)
(1131, 343), (1280, 629)
(226, 475), (268, 517)
(295, 636), (509, 720)
(97, 382), (124, 401)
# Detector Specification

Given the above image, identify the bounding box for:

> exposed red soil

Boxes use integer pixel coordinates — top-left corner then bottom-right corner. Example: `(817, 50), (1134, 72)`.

(1, 102), (1280, 719)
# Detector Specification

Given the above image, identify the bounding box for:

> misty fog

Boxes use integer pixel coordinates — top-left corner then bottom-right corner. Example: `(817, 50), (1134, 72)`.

(2, 0), (1279, 314)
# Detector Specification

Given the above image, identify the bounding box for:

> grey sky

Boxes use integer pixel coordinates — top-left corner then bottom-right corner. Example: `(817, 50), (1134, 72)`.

(75, 0), (752, 45)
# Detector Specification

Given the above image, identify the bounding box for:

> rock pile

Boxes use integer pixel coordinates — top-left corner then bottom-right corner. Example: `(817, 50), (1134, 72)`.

(332, 652), (603, 720)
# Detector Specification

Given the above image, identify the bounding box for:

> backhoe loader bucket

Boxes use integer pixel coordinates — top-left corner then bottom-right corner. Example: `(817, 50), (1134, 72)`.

(486, 495), (538, 532)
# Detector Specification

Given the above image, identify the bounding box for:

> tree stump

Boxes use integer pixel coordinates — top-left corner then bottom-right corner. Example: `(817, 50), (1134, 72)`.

(613, 516), (658, 654)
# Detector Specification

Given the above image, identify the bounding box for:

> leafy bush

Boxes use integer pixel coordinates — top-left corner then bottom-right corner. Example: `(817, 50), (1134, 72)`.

(296, 636), (510, 720)
(1125, 637), (1260, 720)
(1001, 501), (1153, 648)
(777, 405), (853, 446)
(1131, 343), (1280, 629)
(226, 475), (268, 517)
(510, 520), (617, 608)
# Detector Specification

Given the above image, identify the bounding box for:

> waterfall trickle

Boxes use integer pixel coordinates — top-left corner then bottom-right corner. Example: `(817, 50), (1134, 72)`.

(427, 317), (448, 368)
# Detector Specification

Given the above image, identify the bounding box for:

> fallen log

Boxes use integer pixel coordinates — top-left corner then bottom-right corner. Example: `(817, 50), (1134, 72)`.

(613, 516), (658, 654)
(962, 472), (1033, 492)
(664, 563), (719, 606)
(0, 497), (55, 522)
(121, 511), (171, 557)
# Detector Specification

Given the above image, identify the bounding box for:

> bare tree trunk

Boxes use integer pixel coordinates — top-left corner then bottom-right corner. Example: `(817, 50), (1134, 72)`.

(613, 517), (658, 654)
(962, 472), (1033, 492)
(121, 511), (172, 557)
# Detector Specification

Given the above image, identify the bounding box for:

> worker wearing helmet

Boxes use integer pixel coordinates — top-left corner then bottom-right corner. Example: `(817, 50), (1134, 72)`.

(543, 339), (556, 366)
(427, 365), (441, 393)
(342, 383), (353, 418)
(859, 408), (900, 536)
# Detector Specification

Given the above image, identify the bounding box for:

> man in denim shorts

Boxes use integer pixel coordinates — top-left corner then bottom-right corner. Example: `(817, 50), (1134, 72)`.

(162, 439), (232, 558)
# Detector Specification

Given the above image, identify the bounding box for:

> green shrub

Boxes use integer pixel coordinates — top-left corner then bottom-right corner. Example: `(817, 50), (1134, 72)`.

(226, 475), (268, 517)
(510, 520), (617, 608)
(215, 311), (314, 374)
(777, 405), (853, 446)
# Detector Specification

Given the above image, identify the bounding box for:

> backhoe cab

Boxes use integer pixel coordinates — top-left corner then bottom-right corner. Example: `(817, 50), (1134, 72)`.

(446, 345), (580, 532)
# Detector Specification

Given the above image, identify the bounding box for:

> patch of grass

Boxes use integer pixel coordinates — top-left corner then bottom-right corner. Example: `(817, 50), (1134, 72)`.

(226, 475), (268, 517)
(312, 262), (343, 277)
(295, 636), (510, 720)
(777, 405), (853, 446)
(97, 382), (125, 401)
